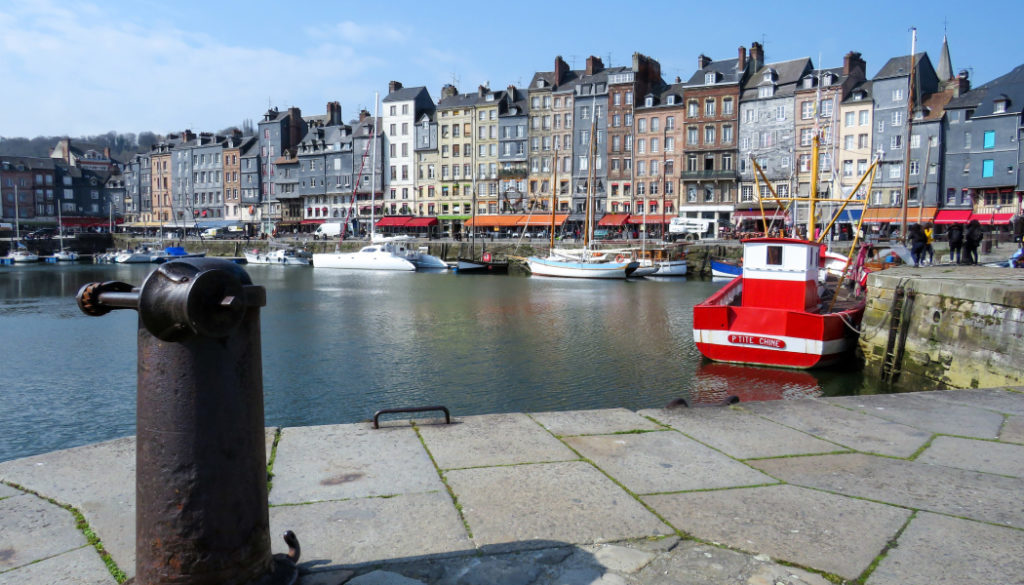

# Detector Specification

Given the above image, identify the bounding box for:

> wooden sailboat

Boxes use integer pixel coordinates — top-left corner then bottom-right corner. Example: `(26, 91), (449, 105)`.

(5, 185), (39, 263)
(526, 99), (639, 279)
(456, 159), (508, 274)
(51, 200), (79, 261)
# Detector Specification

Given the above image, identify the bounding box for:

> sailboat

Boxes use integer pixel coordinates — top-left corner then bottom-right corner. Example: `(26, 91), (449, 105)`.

(692, 106), (873, 369)
(5, 185), (39, 263)
(456, 169), (509, 274)
(526, 99), (639, 279)
(50, 201), (79, 262)
(313, 94), (446, 271)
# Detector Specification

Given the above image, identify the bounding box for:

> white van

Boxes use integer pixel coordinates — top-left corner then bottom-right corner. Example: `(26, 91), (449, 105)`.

(667, 217), (717, 241)
(313, 222), (344, 240)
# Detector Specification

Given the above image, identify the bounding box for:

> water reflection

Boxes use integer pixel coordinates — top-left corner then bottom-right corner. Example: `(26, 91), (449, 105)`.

(1, 262), (871, 462)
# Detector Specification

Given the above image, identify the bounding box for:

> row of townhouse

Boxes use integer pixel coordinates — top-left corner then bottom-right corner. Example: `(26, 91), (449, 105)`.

(8, 38), (1022, 238)
(1, 140), (124, 231)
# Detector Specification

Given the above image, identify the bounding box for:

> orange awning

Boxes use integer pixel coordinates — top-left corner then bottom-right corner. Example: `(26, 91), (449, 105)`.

(598, 213), (631, 226)
(626, 214), (671, 224)
(375, 216), (414, 227)
(465, 215), (524, 227)
(518, 214), (568, 226)
(862, 207), (937, 223)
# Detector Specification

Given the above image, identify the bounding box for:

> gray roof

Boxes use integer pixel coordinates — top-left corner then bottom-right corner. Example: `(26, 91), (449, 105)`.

(842, 80), (874, 104)
(741, 57), (814, 100)
(383, 85), (429, 102)
(683, 57), (745, 87)
(946, 62), (1024, 116)
(873, 52), (929, 80)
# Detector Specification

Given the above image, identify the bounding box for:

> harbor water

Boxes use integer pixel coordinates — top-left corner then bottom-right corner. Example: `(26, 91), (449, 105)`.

(0, 262), (871, 462)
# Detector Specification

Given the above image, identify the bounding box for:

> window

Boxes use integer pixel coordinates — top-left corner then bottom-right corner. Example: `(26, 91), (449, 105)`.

(705, 99), (716, 116)
(651, 118), (659, 132)
(741, 185), (753, 202)
(801, 101), (815, 119)
(845, 111), (855, 127)
(722, 125), (733, 144)
(878, 120), (885, 133)
(889, 164), (902, 179)
(687, 127), (698, 145)
(909, 160), (919, 175)
(820, 100), (833, 117)
(800, 128), (814, 147)
(910, 134), (921, 149)
(759, 86), (774, 98)
(859, 110), (869, 126)
(688, 101), (699, 117)
(892, 111), (902, 126)
(776, 105), (786, 121)
(984, 130), (996, 149)
(982, 159), (994, 177)
(843, 160), (853, 177)
(891, 135), (902, 149)
(766, 245), (783, 265)
(704, 126), (716, 144)
(858, 134), (869, 149)
(722, 153), (732, 170)
(892, 88), (904, 102)
(722, 98), (734, 115)
(844, 135), (855, 150)
(638, 118), (647, 132)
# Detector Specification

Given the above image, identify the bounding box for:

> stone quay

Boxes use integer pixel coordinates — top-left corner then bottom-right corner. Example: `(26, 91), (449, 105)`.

(2, 388), (1022, 585)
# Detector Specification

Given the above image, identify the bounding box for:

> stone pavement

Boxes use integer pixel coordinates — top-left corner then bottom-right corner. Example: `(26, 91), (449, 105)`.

(1, 388), (1022, 585)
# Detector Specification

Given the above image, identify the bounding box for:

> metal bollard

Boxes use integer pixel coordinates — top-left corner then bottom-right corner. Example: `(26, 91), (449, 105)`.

(78, 258), (299, 585)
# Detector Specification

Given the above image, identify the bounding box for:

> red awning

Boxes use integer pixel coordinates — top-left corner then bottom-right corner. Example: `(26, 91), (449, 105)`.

(598, 214), (631, 226)
(375, 216), (413, 227)
(626, 214), (671, 224)
(300, 219), (325, 225)
(518, 214), (568, 226)
(406, 217), (438, 227)
(933, 210), (972, 225)
(970, 213), (1013, 224)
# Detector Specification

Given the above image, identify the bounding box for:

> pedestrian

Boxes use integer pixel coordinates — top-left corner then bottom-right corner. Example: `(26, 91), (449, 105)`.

(947, 222), (964, 264)
(908, 224), (927, 267)
(964, 219), (983, 265)
(923, 222), (935, 265)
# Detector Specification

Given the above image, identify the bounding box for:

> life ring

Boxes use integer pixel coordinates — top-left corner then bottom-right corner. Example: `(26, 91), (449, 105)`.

(482, 252), (492, 262)
(615, 254), (626, 262)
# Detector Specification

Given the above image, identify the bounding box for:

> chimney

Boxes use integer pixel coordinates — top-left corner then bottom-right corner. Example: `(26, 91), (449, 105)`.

(388, 80), (403, 94)
(441, 84), (458, 100)
(327, 101), (341, 126)
(585, 55), (604, 76)
(183, 129), (196, 142)
(952, 70), (971, 97)
(358, 109), (370, 123)
(737, 46), (747, 72)
(478, 84), (487, 98)
(675, 76), (681, 83)
(750, 42), (764, 71)
(287, 107), (303, 149)
(555, 55), (569, 86)
(843, 51), (866, 77)
(507, 85), (516, 99)
(698, 54), (712, 70)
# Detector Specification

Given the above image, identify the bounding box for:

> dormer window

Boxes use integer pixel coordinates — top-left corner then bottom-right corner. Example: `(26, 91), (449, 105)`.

(758, 85), (775, 98)
(667, 95), (676, 105)
(994, 95), (1009, 114)
(762, 69), (777, 82)
(705, 72), (717, 85)
(645, 96), (654, 107)
(802, 77), (815, 89)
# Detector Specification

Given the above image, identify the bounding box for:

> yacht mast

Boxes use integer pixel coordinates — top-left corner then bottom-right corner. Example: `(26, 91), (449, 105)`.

(370, 92), (379, 239)
(900, 28), (917, 242)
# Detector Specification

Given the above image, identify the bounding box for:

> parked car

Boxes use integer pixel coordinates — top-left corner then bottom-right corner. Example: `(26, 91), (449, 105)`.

(26, 227), (57, 239)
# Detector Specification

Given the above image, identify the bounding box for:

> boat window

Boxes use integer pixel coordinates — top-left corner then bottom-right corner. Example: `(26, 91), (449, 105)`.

(766, 245), (783, 266)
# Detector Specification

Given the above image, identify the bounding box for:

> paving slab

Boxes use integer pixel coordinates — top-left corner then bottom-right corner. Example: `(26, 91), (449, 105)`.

(634, 541), (833, 585)
(644, 484), (911, 581)
(745, 398), (933, 457)
(563, 431), (774, 494)
(639, 406), (843, 459)
(0, 437), (136, 577)
(268, 491), (472, 570)
(750, 452), (1024, 528)
(867, 512), (1024, 585)
(530, 408), (663, 437)
(0, 493), (89, 573)
(443, 461), (671, 550)
(925, 387), (1024, 416)
(917, 435), (1024, 477)
(824, 393), (1005, 438)
(1002, 414), (1024, 444)
(418, 413), (577, 470)
(0, 483), (18, 499)
(0, 545), (116, 585)
(270, 424), (443, 505)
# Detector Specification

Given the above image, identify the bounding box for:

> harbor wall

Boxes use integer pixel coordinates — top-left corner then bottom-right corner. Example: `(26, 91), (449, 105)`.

(860, 266), (1024, 390)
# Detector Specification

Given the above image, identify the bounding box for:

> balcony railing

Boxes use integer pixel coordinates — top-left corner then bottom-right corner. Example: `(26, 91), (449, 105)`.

(680, 169), (738, 181)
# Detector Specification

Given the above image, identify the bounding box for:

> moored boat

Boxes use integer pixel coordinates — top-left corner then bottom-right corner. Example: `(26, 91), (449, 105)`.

(312, 242), (416, 271)
(693, 237), (865, 369)
(244, 248), (310, 266)
(710, 258), (742, 279)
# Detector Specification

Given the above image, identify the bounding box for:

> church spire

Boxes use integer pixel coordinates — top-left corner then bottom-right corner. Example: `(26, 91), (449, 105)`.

(936, 34), (954, 81)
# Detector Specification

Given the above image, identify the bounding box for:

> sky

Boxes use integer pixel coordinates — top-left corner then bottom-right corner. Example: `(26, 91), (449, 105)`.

(0, 0), (1017, 139)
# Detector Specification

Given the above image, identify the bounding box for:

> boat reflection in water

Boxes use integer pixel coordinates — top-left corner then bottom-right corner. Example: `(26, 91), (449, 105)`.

(688, 361), (824, 405)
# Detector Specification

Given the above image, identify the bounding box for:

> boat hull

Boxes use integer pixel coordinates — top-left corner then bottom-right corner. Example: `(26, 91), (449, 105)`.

(648, 260), (688, 277)
(456, 257), (509, 274)
(693, 277), (863, 369)
(244, 250), (310, 266)
(312, 250), (415, 271)
(526, 256), (639, 279)
(710, 259), (741, 278)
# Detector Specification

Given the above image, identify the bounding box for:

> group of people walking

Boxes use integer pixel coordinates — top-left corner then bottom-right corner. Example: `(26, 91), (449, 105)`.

(908, 220), (985, 266)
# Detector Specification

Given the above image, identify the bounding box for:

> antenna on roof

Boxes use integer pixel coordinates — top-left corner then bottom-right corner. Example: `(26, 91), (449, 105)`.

(449, 72), (460, 88)
(568, 55), (580, 69)
(606, 52), (612, 66)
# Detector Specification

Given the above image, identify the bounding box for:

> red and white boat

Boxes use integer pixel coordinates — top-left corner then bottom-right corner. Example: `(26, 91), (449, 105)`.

(693, 237), (864, 369)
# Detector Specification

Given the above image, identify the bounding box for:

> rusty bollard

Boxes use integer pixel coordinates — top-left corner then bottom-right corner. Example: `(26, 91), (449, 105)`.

(78, 258), (299, 585)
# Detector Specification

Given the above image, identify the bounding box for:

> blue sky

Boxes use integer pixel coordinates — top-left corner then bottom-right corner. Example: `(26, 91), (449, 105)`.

(0, 0), (1016, 139)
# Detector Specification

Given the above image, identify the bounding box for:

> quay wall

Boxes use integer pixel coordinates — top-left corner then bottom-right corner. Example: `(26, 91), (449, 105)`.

(860, 266), (1024, 390)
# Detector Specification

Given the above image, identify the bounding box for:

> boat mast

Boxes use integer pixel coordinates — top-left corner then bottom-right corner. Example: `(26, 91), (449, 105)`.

(808, 68), (822, 241)
(549, 148), (558, 248)
(900, 28), (917, 242)
(370, 92), (379, 239)
(584, 96), (598, 250)
(13, 184), (19, 246)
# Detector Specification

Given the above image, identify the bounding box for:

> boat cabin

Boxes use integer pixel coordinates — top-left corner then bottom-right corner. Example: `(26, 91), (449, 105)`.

(741, 238), (820, 312)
